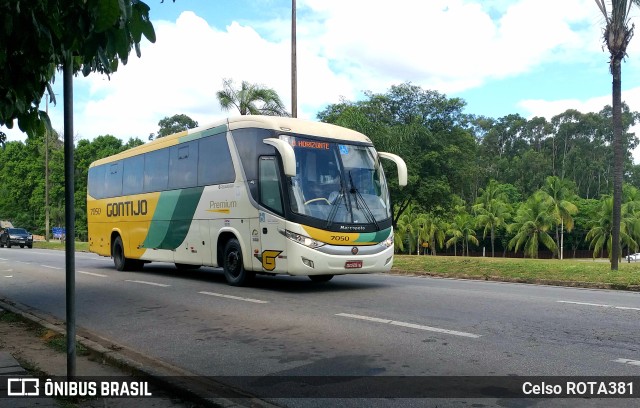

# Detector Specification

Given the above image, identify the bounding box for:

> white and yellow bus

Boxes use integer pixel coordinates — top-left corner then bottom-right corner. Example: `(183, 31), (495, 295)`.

(87, 116), (407, 285)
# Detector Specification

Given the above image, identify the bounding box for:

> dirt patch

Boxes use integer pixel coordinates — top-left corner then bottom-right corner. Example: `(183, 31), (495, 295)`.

(0, 308), (196, 407)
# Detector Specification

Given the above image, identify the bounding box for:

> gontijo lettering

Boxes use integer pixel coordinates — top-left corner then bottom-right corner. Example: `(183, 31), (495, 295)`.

(106, 200), (148, 217)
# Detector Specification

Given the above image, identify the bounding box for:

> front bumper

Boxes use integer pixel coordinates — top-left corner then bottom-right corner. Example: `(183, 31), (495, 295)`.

(285, 239), (394, 276)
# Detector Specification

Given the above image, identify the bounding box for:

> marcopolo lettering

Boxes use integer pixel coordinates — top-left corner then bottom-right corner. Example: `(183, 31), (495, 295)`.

(106, 200), (148, 217)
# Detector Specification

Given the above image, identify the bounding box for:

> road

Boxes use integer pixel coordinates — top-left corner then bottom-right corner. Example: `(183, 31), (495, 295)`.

(1, 248), (639, 406)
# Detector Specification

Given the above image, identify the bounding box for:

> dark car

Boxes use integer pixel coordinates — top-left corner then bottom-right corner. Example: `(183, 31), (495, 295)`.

(0, 228), (33, 248)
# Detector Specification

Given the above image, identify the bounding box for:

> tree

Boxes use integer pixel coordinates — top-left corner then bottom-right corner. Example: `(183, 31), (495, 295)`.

(318, 83), (477, 224)
(540, 176), (578, 259)
(508, 193), (557, 259)
(0, 0), (158, 136)
(155, 114), (199, 139)
(473, 180), (512, 257)
(595, 0), (640, 269)
(216, 78), (288, 116)
(446, 212), (478, 256)
(585, 196), (640, 259)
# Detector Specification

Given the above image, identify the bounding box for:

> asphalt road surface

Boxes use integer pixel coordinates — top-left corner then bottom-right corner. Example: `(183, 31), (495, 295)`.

(1, 248), (639, 407)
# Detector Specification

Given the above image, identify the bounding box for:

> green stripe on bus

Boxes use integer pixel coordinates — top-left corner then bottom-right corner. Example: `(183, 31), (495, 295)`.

(179, 124), (228, 143)
(354, 228), (391, 243)
(158, 187), (204, 249)
(142, 190), (181, 249)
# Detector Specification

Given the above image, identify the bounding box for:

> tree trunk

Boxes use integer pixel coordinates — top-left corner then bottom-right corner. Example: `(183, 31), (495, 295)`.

(611, 57), (623, 271)
(490, 226), (495, 257)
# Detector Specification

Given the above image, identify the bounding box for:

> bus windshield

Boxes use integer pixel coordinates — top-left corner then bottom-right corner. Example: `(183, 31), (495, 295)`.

(281, 135), (391, 227)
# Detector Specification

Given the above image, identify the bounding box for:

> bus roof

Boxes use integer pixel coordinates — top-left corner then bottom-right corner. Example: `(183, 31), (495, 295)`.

(90, 115), (373, 167)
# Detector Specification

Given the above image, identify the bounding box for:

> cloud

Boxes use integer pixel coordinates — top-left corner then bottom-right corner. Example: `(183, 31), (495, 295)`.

(0, 0), (624, 146)
(301, 0), (602, 93)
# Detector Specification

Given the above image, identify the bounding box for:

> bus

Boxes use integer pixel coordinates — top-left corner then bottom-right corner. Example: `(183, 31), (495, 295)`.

(87, 116), (407, 286)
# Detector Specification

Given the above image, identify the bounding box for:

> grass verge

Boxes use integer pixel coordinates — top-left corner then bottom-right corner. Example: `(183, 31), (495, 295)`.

(392, 255), (640, 290)
(33, 240), (89, 252)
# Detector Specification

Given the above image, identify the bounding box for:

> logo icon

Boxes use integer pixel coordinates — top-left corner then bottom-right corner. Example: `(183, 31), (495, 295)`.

(7, 378), (40, 396)
(351, 247), (359, 255)
(254, 250), (283, 271)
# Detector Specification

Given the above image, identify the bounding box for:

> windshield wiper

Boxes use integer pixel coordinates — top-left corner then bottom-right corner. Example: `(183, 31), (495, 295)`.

(348, 171), (380, 231)
(326, 177), (351, 228)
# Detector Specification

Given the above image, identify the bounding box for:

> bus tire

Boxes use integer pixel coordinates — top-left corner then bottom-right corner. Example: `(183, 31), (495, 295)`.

(113, 236), (137, 271)
(309, 274), (334, 283)
(223, 238), (254, 286)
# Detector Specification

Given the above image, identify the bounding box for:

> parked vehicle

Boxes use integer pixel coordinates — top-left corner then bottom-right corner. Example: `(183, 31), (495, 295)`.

(626, 253), (640, 262)
(0, 228), (33, 248)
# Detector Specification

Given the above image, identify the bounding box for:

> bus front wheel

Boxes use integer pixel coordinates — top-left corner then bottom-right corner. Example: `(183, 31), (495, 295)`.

(223, 238), (254, 286)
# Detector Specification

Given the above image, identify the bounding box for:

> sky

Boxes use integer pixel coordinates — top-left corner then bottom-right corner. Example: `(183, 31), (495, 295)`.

(5, 0), (640, 160)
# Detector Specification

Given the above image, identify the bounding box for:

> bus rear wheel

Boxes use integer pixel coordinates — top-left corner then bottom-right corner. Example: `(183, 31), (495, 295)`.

(309, 274), (334, 282)
(113, 236), (142, 271)
(223, 238), (254, 286)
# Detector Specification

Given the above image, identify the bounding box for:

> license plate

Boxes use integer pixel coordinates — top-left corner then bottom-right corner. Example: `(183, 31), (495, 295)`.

(345, 260), (362, 269)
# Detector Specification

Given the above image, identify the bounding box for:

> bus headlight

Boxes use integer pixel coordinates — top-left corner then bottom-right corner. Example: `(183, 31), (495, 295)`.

(284, 230), (325, 249)
(383, 234), (394, 248)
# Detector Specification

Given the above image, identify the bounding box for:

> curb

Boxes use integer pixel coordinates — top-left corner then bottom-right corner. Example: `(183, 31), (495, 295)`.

(389, 270), (640, 292)
(0, 298), (279, 408)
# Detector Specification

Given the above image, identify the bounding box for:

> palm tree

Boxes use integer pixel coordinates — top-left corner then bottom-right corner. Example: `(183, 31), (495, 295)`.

(394, 207), (421, 254)
(446, 212), (479, 256)
(473, 180), (511, 257)
(586, 196), (640, 259)
(540, 176), (578, 259)
(216, 78), (289, 116)
(595, 0), (640, 269)
(418, 213), (446, 256)
(508, 193), (557, 259)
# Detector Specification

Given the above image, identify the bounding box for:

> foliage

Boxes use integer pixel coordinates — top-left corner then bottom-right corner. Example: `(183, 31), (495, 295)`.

(472, 180), (512, 257)
(0, 135), (142, 239)
(216, 78), (289, 116)
(0, 0), (158, 137)
(507, 193), (557, 258)
(155, 114), (199, 139)
(540, 176), (578, 257)
(318, 83), (476, 224)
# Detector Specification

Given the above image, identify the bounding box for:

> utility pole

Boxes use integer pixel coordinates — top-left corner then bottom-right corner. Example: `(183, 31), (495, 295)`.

(63, 57), (76, 380)
(291, 0), (297, 118)
(45, 95), (51, 242)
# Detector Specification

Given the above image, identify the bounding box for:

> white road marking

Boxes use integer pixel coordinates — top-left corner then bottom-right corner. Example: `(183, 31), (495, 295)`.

(0, 258), (8, 261)
(613, 358), (640, 367)
(199, 291), (269, 304)
(558, 300), (640, 311)
(124, 280), (170, 287)
(79, 271), (108, 278)
(40, 265), (62, 270)
(336, 313), (481, 339)
(3, 275), (12, 278)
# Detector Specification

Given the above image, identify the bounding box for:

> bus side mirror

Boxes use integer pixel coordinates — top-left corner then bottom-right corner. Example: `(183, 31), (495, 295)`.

(264, 138), (296, 177)
(378, 152), (407, 187)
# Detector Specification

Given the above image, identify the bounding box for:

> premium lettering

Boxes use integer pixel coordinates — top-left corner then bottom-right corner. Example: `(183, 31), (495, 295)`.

(106, 200), (148, 217)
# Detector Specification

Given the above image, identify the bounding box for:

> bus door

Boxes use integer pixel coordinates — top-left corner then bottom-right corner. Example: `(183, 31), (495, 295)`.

(256, 157), (288, 273)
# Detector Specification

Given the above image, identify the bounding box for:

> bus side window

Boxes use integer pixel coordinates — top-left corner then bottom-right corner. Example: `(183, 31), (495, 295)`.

(198, 133), (235, 186)
(123, 155), (144, 196)
(144, 149), (169, 193)
(169, 141), (198, 189)
(259, 157), (283, 215)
